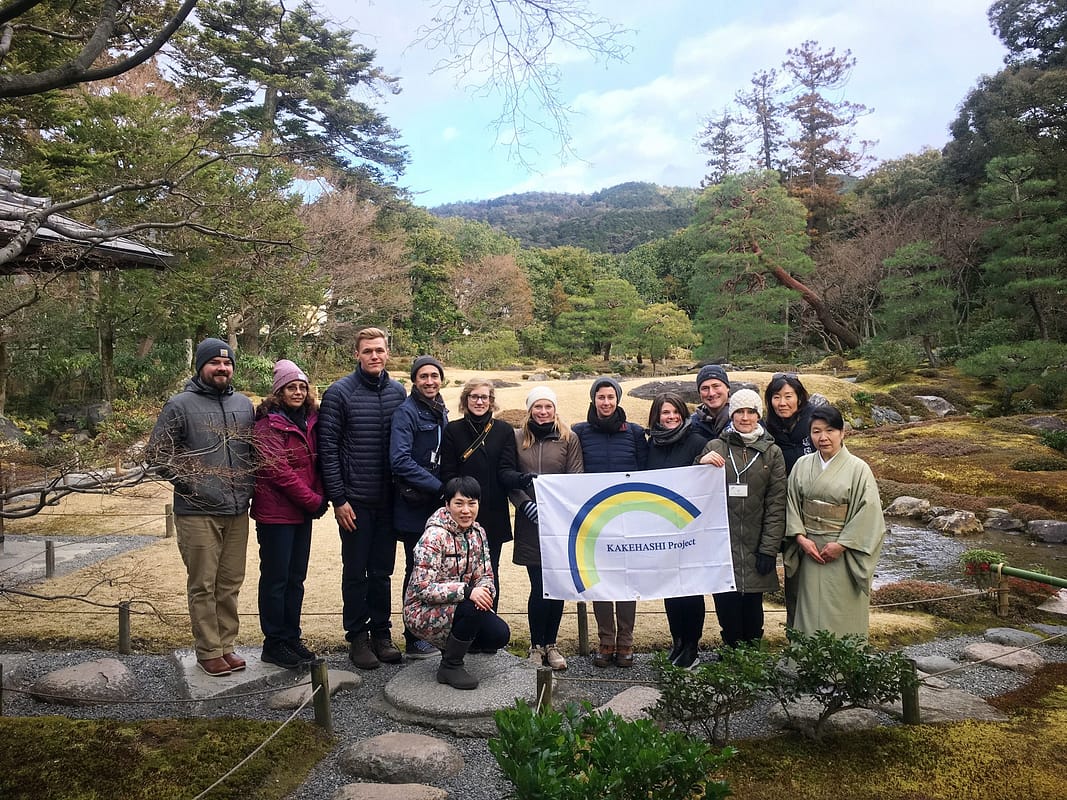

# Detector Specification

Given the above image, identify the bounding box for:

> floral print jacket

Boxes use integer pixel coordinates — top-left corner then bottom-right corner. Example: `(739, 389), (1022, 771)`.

(402, 506), (496, 648)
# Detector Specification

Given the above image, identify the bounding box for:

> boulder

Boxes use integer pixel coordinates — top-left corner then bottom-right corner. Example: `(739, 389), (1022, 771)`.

(961, 642), (1045, 674)
(768, 696), (882, 735)
(984, 627), (1044, 648)
(983, 516), (1026, 533)
(266, 669), (362, 710)
(912, 395), (957, 417)
(1021, 416), (1067, 432)
(339, 732), (463, 784)
(871, 406), (904, 426)
(1028, 520), (1067, 544)
(331, 785), (448, 800)
(1038, 590), (1067, 616)
(929, 510), (984, 536)
(30, 658), (136, 706)
(0, 414), (23, 443)
(525, 373), (549, 382)
(884, 496), (931, 519)
(596, 685), (661, 722)
(911, 655), (958, 676)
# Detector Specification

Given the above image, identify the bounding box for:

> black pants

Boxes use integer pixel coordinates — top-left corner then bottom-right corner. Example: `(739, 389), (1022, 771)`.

(711, 591), (765, 648)
(663, 594), (705, 643)
(488, 539), (503, 610)
(399, 528), (422, 645)
(256, 519), (312, 645)
(451, 598), (511, 650)
(338, 504), (397, 640)
(526, 565), (564, 647)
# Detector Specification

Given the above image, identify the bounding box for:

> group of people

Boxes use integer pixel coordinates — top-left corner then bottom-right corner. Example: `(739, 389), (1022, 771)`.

(149, 330), (885, 686)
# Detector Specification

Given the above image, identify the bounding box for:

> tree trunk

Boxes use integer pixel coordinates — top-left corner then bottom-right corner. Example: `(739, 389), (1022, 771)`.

(0, 328), (8, 415)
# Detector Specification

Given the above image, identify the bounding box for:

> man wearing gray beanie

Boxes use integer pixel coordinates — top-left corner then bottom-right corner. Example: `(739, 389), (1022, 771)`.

(148, 337), (255, 677)
(691, 364), (731, 439)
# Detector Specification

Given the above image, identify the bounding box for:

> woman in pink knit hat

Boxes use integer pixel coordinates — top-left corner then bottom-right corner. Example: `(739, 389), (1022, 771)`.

(251, 359), (328, 669)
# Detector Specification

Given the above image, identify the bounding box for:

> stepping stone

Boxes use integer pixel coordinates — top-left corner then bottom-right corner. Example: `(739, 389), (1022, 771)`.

(911, 655), (958, 675)
(881, 683), (1008, 723)
(596, 685), (661, 721)
(984, 627), (1043, 648)
(961, 642), (1045, 674)
(171, 648), (313, 704)
(331, 784), (447, 800)
(30, 658), (135, 706)
(339, 732), (462, 784)
(1038, 589), (1067, 616)
(267, 669), (361, 710)
(768, 696), (881, 735)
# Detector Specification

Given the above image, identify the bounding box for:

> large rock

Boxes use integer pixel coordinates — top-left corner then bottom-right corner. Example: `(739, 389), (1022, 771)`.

(0, 414), (23, 443)
(880, 683), (1007, 723)
(339, 732), (463, 784)
(983, 515), (1026, 533)
(331, 784), (448, 800)
(912, 395), (957, 417)
(911, 655), (959, 676)
(961, 642), (1045, 674)
(1021, 416), (1067, 432)
(30, 658), (136, 706)
(884, 496), (931, 519)
(871, 406), (905, 426)
(984, 627), (1044, 648)
(266, 669), (362, 710)
(596, 685), (661, 721)
(768, 696), (882, 735)
(1028, 520), (1067, 544)
(929, 510), (984, 536)
(1038, 590), (1067, 616)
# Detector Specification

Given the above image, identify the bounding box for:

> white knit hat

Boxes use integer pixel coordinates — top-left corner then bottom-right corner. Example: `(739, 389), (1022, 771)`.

(728, 388), (763, 417)
(526, 386), (558, 411)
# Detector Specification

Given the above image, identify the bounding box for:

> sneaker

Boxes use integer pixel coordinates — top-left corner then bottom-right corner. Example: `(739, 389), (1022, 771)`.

(527, 645), (545, 666)
(371, 634), (403, 664)
(544, 644), (567, 671)
(348, 632), (380, 670)
(288, 639), (316, 663)
(405, 639), (439, 660)
(261, 642), (305, 670)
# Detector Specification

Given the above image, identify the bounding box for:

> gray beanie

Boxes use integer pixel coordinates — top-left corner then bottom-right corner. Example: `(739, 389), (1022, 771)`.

(697, 364), (730, 390)
(728, 388), (763, 417)
(195, 338), (235, 373)
(589, 376), (623, 402)
(410, 355), (445, 382)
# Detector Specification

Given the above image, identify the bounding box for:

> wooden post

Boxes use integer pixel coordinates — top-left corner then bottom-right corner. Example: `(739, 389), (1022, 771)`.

(901, 658), (921, 725)
(576, 601), (589, 657)
(118, 601), (131, 655)
(535, 666), (554, 713)
(1, 662), (4, 716)
(996, 577), (1010, 618)
(45, 540), (55, 578)
(164, 503), (175, 539)
(309, 658), (333, 733)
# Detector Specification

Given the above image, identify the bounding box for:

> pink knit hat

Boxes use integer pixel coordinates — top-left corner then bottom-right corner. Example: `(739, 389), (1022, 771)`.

(272, 359), (309, 394)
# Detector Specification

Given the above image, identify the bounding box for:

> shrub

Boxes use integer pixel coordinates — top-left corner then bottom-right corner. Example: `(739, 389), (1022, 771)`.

(958, 341), (1067, 408)
(864, 341), (920, 381)
(233, 354), (275, 396)
(775, 629), (916, 740)
(1041, 430), (1067, 453)
(489, 700), (734, 800)
(871, 580), (984, 624)
(449, 330), (520, 369)
(652, 646), (777, 744)
(1011, 456), (1067, 472)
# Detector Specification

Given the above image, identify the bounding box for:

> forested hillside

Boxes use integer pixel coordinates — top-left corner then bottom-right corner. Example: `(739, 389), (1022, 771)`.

(431, 182), (698, 253)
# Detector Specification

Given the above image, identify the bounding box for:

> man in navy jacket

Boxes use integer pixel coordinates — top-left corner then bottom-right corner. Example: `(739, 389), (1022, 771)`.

(318, 327), (406, 669)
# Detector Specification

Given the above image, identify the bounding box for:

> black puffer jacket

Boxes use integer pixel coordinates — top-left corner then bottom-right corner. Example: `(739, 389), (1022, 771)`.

(317, 366), (406, 508)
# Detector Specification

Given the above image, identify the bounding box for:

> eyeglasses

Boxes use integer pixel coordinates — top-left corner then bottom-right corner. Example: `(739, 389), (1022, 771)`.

(772, 372), (799, 380)
(468, 394), (493, 402)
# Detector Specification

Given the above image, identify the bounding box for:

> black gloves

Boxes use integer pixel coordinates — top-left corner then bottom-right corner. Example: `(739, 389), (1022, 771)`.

(521, 500), (539, 524)
(755, 553), (777, 575)
(520, 472), (536, 490)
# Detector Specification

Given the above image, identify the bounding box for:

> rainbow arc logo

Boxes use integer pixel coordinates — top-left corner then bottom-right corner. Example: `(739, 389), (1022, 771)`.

(568, 481), (701, 593)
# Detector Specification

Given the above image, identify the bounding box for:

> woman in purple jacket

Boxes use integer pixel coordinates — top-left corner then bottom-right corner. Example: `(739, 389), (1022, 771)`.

(251, 359), (327, 669)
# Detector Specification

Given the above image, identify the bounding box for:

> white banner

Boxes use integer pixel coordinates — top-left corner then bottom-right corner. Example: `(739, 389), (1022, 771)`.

(535, 465), (734, 601)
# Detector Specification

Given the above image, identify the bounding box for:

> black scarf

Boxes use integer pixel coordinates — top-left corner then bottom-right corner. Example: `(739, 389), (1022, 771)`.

(649, 420), (690, 447)
(588, 404), (626, 433)
(282, 405), (308, 432)
(529, 419), (558, 440)
(466, 410), (493, 430)
(415, 389), (447, 421)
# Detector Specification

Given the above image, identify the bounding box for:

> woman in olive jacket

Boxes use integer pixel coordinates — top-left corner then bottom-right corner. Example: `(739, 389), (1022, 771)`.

(697, 388), (787, 649)
(510, 386), (584, 671)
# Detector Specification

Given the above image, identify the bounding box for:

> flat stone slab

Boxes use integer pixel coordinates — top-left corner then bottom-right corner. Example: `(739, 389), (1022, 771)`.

(881, 683), (1008, 723)
(961, 642), (1045, 674)
(911, 655), (959, 675)
(31, 658), (135, 706)
(171, 648), (314, 703)
(985, 627), (1044, 648)
(267, 668), (362, 709)
(1038, 589), (1067, 616)
(596, 685), (661, 721)
(0, 535), (155, 584)
(381, 653), (539, 737)
(768, 697), (882, 735)
(339, 732), (463, 783)
(1032, 623), (1067, 635)
(332, 783), (448, 800)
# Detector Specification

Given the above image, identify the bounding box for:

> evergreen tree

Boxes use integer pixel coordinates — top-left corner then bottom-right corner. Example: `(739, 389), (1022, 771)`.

(735, 69), (786, 173)
(697, 107), (748, 186)
(876, 242), (957, 365)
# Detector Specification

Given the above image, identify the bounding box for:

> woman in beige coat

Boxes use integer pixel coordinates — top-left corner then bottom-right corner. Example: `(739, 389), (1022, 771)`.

(510, 386), (584, 670)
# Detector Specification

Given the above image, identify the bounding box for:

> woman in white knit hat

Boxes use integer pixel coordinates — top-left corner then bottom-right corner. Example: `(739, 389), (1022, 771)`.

(698, 388), (787, 651)
(510, 386), (584, 670)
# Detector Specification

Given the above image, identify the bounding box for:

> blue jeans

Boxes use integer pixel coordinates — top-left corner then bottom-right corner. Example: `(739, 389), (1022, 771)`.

(339, 503), (397, 640)
(256, 520), (312, 645)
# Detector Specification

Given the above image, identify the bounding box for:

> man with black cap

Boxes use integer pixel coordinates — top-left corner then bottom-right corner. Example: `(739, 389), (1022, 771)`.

(149, 337), (255, 677)
(389, 355), (449, 659)
(691, 364), (732, 440)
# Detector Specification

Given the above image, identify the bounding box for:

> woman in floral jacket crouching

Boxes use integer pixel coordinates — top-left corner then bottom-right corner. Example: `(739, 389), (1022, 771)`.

(403, 476), (511, 689)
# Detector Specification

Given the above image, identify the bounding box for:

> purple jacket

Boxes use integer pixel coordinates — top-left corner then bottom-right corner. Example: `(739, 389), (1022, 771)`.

(251, 410), (324, 524)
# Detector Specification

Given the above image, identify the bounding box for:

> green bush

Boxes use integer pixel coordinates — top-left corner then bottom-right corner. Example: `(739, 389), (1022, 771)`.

(958, 341), (1067, 408)
(776, 629), (915, 740)
(652, 646), (777, 744)
(233, 354), (276, 396)
(489, 700), (734, 800)
(1041, 430), (1067, 453)
(863, 341), (920, 381)
(1011, 456), (1067, 472)
(449, 330), (520, 369)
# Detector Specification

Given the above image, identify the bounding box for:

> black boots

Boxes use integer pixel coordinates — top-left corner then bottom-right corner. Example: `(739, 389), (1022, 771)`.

(436, 634), (479, 690)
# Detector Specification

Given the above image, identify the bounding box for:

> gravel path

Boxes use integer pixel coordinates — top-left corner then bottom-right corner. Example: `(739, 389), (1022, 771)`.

(3, 634), (1067, 800)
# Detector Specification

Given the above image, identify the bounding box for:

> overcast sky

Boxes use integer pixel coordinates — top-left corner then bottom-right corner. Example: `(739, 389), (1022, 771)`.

(324, 1), (1008, 207)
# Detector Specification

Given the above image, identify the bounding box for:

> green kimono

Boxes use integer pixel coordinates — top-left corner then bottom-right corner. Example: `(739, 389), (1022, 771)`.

(783, 445), (886, 636)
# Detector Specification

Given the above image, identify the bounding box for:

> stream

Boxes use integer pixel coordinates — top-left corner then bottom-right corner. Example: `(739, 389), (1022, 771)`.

(874, 518), (1067, 589)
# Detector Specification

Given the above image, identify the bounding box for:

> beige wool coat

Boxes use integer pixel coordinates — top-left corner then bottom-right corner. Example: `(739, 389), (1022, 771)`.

(509, 428), (584, 566)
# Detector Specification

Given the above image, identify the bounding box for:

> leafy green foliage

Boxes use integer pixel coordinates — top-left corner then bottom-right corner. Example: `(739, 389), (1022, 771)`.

(448, 330), (520, 369)
(489, 700), (734, 800)
(1011, 456), (1067, 471)
(863, 341), (920, 381)
(1041, 430), (1067, 453)
(775, 629), (915, 740)
(958, 340), (1067, 408)
(652, 647), (778, 744)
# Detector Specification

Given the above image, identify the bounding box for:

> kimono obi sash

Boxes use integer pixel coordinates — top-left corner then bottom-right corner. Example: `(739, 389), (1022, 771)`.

(802, 498), (848, 533)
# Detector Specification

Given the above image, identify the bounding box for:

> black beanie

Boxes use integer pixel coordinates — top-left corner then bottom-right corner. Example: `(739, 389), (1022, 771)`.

(410, 355), (445, 382)
(195, 338), (235, 373)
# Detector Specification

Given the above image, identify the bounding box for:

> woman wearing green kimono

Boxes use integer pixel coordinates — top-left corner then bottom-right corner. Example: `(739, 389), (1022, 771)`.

(783, 405), (885, 636)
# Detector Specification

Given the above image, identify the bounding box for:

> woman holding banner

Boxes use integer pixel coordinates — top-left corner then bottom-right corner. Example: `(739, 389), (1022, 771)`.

(511, 386), (584, 671)
(698, 389), (787, 650)
(646, 392), (709, 668)
(573, 377), (649, 668)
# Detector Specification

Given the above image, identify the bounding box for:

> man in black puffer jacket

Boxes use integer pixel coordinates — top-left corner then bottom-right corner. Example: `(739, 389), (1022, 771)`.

(317, 327), (407, 669)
